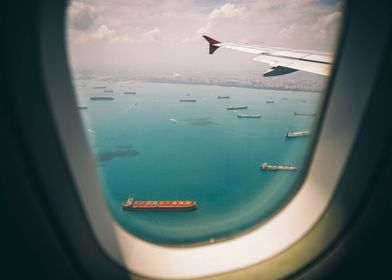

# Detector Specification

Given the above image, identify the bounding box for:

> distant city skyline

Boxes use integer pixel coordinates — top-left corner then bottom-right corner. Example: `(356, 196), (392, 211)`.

(67, 0), (342, 78)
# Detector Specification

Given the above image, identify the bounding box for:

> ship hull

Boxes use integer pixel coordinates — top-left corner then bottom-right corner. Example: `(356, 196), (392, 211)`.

(227, 106), (247, 110)
(294, 112), (316, 116)
(179, 99), (196, 102)
(122, 206), (197, 211)
(286, 134), (311, 138)
(286, 131), (311, 138)
(121, 199), (197, 211)
(260, 163), (297, 171)
(261, 167), (296, 171)
(237, 115), (261, 118)
(90, 97), (114, 100)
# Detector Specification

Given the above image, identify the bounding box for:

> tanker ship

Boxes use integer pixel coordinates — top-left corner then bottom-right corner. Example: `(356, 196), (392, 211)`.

(260, 162), (297, 171)
(227, 106), (247, 110)
(90, 96), (114, 101)
(237, 114), (261, 118)
(121, 197), (197, 211)
(179, 98), (197, 102)
(286, 130), (311, 138)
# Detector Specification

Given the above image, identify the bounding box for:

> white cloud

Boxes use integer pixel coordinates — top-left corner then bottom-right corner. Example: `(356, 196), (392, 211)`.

(67, 0), (342, 73)
(209, 3), (246, 20)
(197, 23), (212, 36)
(70, 24), (133, 44)
(92, 25), (115, 40)
(142, 27), (161, 42)
(181, 3), (247, 43)
(315, 11), (342, 32)
(71, 24), (163, 44)
(279, 10), (342, 43)
(68, 1), (97, 31)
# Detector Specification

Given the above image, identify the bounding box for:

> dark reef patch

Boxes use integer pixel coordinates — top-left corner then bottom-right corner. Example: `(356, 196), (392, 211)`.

(96, 145), (139, 164)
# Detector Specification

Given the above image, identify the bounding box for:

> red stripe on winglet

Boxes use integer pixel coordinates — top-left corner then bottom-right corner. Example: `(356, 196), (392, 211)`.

(202, 35), (221, 45)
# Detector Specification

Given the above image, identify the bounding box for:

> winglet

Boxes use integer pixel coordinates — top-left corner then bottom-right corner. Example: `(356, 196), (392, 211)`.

(203, 35), (221, 55)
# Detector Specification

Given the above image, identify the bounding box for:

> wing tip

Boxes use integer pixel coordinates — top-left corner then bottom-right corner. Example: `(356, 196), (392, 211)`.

(202, 35), (221, 55)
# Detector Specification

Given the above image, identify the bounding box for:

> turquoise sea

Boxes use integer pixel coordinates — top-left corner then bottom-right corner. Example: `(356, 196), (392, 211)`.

(75, 81), (321, 245)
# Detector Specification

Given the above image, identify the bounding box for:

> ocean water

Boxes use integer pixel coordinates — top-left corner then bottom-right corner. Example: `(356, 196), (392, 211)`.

(75, 81), (321, 245)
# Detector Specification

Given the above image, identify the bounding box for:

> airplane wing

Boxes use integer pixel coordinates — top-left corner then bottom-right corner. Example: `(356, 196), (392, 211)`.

(203, 35), (333, 77)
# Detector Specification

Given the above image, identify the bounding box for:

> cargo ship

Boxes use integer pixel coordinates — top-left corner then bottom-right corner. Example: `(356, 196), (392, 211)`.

(266, 101), (275, 103)
(124, 91), (136, 94)
(286, 130), (311, 138)
(104, 90), (114, 93)
(227, 106), (247, 110)
(294, 112), (316, 117)
(237, 114), (261, 118)
(217, 96), (230, 99)
(90, 96), (114, 101)
(77, 105), (87, 110)
(179, 98), (196, 102)
(260, 162), (297, 171)
(92, 86), (106, 89)
(121, 197), (197, 211)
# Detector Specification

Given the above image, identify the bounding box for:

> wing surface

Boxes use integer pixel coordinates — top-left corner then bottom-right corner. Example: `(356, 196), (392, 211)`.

(203, 35), (332, 77)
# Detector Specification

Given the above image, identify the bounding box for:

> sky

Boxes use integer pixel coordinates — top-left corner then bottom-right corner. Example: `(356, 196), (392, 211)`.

(66, 0), (342, 77)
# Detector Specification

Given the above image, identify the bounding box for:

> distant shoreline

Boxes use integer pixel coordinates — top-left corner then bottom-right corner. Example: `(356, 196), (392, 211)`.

(146, 79), (321, 94)
(76, 77), (322, 94)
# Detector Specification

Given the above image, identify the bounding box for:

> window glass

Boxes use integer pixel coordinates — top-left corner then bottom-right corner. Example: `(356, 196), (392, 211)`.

(67, 0), (342, 244)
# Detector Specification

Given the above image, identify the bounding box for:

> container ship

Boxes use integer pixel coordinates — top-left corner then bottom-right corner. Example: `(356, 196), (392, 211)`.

(123, 91), (136, 94)
(121, 197), (197, 211)
(227, 106), (247, 110)
(260, 162), (297, 171)
(217, 96), (230, 99)
(179, 98), (196, 102)
(90, 96), (114, 101)
(286, 130), (311, 138)
(294, 112), (316, 117)
(237, 114), (261, 118)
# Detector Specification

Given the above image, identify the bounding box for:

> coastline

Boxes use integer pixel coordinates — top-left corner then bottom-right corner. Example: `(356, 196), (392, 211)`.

(146, 79), (322, 93)
(76, 77), (322, 94)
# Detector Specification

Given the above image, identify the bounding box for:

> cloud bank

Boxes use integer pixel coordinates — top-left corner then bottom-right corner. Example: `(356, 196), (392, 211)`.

(67, 0), (342, 75)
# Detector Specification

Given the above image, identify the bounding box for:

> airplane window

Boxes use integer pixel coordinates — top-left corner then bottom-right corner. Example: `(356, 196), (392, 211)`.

(66, 0), (343, 245)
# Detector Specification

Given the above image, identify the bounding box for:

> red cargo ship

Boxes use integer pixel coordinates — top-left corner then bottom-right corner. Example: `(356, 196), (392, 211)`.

(121, 197), (197, 211)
